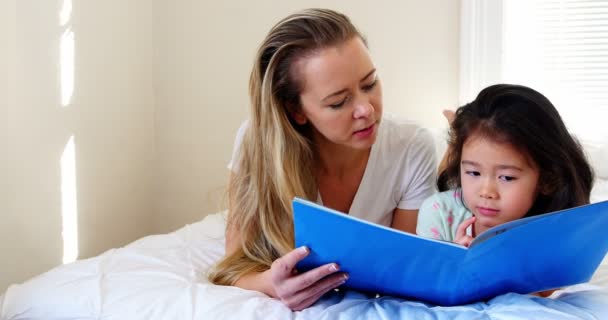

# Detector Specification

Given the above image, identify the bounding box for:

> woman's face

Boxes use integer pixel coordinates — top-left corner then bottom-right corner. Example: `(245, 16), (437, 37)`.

(293, 37), (383, 151)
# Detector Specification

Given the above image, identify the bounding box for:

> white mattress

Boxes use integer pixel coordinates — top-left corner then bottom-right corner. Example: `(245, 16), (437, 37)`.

(1, 212), (607, 320)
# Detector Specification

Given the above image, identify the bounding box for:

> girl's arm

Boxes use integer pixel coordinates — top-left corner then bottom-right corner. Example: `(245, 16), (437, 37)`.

(415, 194), (450, 240)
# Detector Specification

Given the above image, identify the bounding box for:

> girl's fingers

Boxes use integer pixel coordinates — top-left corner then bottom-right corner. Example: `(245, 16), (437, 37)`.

(457, 236), (473, 248)
(455, 216), (476, 239)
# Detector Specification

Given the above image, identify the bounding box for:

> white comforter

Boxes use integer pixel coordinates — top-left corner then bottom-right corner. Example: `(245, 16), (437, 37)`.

(1, 212), (607, 320)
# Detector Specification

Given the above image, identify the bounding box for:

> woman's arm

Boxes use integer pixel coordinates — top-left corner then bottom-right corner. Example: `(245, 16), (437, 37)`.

(223, 182), (346, 310)
(224, 223), (273, 297)
(228, 241), (348, 310)
(391, 208), (418, 234)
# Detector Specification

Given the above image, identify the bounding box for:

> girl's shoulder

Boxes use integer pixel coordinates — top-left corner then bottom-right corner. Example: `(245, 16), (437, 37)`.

(421, 190), (466, 213)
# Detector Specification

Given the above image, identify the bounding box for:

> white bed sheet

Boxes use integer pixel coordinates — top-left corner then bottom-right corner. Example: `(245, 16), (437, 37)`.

(1, 212), (607, 320)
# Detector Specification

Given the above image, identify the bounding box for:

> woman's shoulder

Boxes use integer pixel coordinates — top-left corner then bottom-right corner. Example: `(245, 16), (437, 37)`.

(380, 114), (427, 135)
(376, 115), (436, 165)
(379, 115), (434, 148)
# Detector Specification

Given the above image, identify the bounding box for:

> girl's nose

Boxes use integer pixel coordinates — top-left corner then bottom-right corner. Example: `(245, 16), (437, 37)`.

(479, 180), (498, 199)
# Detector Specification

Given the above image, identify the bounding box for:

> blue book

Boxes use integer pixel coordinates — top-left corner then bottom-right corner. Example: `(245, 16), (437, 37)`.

(293, 198), (608, 306)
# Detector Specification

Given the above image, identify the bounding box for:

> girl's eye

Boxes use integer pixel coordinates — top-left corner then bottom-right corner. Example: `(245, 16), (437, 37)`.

(499, 175), (516, 181)
(329, 97), (348, 109)
(362, 80), (377, 92)
(465, 171), (480, 177)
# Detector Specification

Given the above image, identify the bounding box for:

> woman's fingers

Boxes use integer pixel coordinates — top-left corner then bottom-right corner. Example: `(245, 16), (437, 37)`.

(285, 272), (347, 311)
(270, 246), (310, 284)
(269, 246), (345, 310)
(286, 262), (341, 290)
(442, 109), (456, 124)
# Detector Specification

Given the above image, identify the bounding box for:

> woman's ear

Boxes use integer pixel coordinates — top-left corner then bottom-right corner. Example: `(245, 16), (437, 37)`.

(292, 112), (307, 125)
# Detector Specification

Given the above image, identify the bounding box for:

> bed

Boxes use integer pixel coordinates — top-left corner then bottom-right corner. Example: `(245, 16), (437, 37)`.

(2, 133), (608, 319)
(1, 209), (607, 320)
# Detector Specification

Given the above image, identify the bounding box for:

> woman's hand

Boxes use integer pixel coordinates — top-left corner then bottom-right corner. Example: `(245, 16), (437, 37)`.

(438, 109), (456, 173)
(454, 216), (476, 247)
(442, 109), (456, 124)
(267, 246), (348, 311)
(534, 289), (557, 297)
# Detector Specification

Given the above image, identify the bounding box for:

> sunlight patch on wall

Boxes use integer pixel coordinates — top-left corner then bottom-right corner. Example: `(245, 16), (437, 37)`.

(61, 135), (79, 264)
(59, 0), (72, 26)
(60, 0), (73, 107)
(60, 29), (74, 107)
(60, 0), (78, 264)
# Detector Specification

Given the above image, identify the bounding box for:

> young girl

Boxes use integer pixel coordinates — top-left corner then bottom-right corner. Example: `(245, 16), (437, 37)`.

(417, 84), (594, 249)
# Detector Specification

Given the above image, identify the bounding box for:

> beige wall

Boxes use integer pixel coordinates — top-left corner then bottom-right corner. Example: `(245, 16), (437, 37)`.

(153, 0), (460, 234)
(1, 1), (460, 291)
(0, 0), (156, 292)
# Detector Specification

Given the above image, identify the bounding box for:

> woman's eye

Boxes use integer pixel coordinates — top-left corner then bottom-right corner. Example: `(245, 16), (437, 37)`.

(465, 171), (480, 177)
(499, 175), (516, 181)
(362, 80), (377, 92)
(329, 97), (348, 109)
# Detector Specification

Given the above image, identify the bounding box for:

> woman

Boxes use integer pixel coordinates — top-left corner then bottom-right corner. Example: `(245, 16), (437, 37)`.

(209, 8), (437, 310)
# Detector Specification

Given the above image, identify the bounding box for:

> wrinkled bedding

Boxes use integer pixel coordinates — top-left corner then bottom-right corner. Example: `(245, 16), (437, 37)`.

(1, 212), (607, 320)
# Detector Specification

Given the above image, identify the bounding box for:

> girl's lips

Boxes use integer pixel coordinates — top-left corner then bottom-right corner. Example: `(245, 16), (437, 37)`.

(353, 123), (375, 139)
(476, 206), (500, 217)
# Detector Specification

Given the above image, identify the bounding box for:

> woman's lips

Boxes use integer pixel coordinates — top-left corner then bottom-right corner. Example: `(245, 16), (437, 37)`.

(353, 123), (375, 138)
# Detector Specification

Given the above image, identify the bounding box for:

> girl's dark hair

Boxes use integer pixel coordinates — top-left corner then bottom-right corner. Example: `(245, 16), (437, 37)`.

(438, 84), (594, 216)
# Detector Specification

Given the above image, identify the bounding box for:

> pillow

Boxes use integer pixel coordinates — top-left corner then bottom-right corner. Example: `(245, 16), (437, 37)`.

(581, 140), (608, 180)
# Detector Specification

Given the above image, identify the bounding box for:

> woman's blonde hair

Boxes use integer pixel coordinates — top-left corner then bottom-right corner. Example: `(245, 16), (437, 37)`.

(209, 8), (364, 285)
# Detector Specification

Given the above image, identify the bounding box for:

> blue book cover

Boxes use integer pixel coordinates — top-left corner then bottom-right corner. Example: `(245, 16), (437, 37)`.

(293, 198), (608, 306)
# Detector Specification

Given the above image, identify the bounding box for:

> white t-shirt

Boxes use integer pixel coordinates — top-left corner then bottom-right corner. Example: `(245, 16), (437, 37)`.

(228, 115), (437, 227)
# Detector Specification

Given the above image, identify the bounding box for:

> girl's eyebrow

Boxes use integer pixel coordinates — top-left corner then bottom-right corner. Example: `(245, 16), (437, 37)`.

(461, 160), (479, 166)
(495, 164), (523, 171)
(461, 160), (523, 171)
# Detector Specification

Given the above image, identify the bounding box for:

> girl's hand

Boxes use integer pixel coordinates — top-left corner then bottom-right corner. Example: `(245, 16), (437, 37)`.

(454, 216), (476, 247)
(267, 246), (348, 311)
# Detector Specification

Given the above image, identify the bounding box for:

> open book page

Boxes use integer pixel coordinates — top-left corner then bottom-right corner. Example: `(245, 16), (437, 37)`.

(294, 197), (608, 305)
(469, 203), (598, 247)
(294, 198), (467, 249)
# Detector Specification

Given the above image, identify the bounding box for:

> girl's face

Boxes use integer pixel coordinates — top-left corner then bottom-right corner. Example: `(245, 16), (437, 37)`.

(460, 134), (540, 234)
(293, 36), (382, 151)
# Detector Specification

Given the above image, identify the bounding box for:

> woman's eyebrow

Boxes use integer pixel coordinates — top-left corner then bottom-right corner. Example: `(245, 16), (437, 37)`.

(321, 69), (377, 102)
(322, 89), (348, 102)
(360, 69), (376, 82)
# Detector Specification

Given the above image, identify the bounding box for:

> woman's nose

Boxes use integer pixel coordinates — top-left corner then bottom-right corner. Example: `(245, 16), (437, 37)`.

(353, 98), (374, 119)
